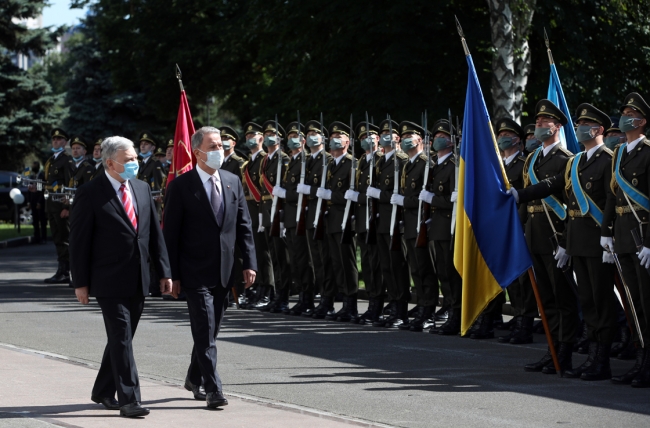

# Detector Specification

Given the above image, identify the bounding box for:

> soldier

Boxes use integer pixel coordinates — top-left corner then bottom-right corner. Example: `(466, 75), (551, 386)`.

(367, 118), (411, 328)
(273, 121), (316, 316)
(603, 122), (626, 151)
(511, 100), (577, 375)
(137, 133), (165, 193)
(524, 123), (541, 155)
(43, 128), (73, 284)
(241, 122), (274, 309)
(418, 119), (462, 335)
(315, 121), (358, 321)
(155, 146), (168, 177)
(296, 120), (334, 318)
(27, 161), (47, 244)
(389, 121), (438, 331)
(258, 120), (291, 313)
(89, 139), (105, 180)
(601, 93), (650, 387)
(68, 136), (95, 189)
(165, 139), (174, 170)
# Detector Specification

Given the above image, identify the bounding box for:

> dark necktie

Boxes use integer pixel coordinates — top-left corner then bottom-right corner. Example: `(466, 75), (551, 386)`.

(209, 176), (224, 227)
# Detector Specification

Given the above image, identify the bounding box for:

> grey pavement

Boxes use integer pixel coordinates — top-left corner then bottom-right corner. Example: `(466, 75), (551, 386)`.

(1, 243), (649, 428)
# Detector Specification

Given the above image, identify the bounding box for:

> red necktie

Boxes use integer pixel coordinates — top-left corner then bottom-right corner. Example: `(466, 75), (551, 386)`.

(119, 183), (138, 232)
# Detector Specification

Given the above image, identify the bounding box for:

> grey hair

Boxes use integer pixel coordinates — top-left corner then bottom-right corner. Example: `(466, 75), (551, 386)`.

(191, 126), (221, 150)
(101, 136), (135, 168)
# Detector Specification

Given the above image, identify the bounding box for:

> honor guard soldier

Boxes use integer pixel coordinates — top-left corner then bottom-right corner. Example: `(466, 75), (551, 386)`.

(316, 121), (359, 321)
(219, 126), (244, 179)
(89, 139), (105, 180)
(296, 120), (335, 318)
(492, 119), (537, 345)
(165, 139), (174, 172)
(273, 121), (316, 316)
(44, 128), (73, 284)
(367, 118), (411, 328)
(418, 119), (462, 335)
(602, 92), (650, 387)
(511, 99), (577, 375)
(241, 122), (275, 309)
(155, 146), (168, 177)
(137, 133), (165, 193)
(68, 136), (95, 189)
(390, 121), (438, 331)
(345, 122), (384, 324)
(524, 123), (541, 155)
(603, 122), (626, 151)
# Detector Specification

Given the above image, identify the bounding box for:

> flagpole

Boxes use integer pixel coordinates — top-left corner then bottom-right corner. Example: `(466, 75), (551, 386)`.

(176, 63), (184, 92)
(543, 28), (554, 65)
(527, 268), (561, 375)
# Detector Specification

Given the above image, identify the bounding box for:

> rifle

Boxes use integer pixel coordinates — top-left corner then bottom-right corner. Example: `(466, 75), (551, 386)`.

(313, 112), (328, 241)
(269, 113), (283, 237)
(341, 114), (355, 244)
(295, 110), (309, 236)
(365, 111), (377, 245)
(450, 110), (459, 238)
(415, 111), (431, 249)
(388, 114), (403, 251)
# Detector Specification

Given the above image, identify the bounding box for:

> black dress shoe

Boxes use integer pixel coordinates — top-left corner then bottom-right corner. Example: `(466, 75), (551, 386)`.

(206, 391), (229, 408)
(437, 310), (461, 336)
(542, 343), (572, 376)
(470, 314), (494, 339)
(184, 377), (207, 400)
(509, 316), (534, 344)
(524, 348), (554, 372)
(565, 342), (597, 378)
(581, 343), (612, 381)
(312, 297), (335, 319)
(611, 348), (645, 384)
(91, 396), (120, 410)
(434, 306), (449, 321)
(120, 402), (150, 418)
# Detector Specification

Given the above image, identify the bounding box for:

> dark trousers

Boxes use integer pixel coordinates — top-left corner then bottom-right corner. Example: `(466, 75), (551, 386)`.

(531, 253), (578, 343)
(307, 229), (333, 296)
(377, 233), (410, 302)
(32, 206), (47, 242)
(618, 253), (650, 344)
(433, 240), (461, 309)
(253, 227), (274, 287)
(358, 232), (383, 299)
(405, 238), (437, 307)
(269, 231), (291, 295)
(93, 292), (145, 406)
(485, 291), (506, 316)
(286, 227), (315, 296)
(47, 209), (69, 262)
(404, 238), (422, 298)
(507, 270), (538, 318)
(185, 285), (229, 394)
(326, 232), (358, 297)
(573, 255), (617, 343)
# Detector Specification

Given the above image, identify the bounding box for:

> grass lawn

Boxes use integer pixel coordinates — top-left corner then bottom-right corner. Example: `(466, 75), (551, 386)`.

(0, 224), (49, 241)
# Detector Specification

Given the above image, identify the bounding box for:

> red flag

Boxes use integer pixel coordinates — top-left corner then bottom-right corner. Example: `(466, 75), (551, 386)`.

(167, 90), (196, 187)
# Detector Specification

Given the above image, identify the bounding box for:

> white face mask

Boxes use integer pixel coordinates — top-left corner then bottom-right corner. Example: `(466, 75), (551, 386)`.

(199, 149), (225, 169)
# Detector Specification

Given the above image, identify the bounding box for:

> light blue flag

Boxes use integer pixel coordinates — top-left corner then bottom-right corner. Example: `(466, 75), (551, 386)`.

(547, 64), (580, 154)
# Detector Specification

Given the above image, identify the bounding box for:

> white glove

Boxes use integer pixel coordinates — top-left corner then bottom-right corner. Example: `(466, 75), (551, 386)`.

(450, 191), (458, 203)
(638, 246), (650, 269)
(272, 186), (286, 198)
(316, 187), (332, 200)
(390, 194), (405, 206)
(554, 246), (569, 269)
(600, 236), (614, 252)
(507, 187), (519, 203)
(602, 251), (614, 264)
(297, 183), (312, 195)
(418, 190), (434, 204)
(257, 213), (265, 233)
(366, 186), (381, 199)
(344, 190), (359, 202)
(280, 223), (286, 238)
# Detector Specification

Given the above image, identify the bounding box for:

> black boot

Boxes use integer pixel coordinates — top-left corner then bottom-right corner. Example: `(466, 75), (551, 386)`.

(382, 301), (397, 316)
(462, 315), (482, 339)
(399, 306), (423, 330)
(336, 296), (358, 322)
(357, 298), (382, 325)
(44, 262), (66, 284)
(509, 316), (534, 344)
(267, 290), (289, 313)
(434, 305), (449, 322)
(311, 296), (335, 319)
(385, 301), (409, 329)
(581, 342), (612, 381)
(498, 316), (520, 343)
(542, 342), (573, 376)
(298, 293), (315, 316)
(565, 342), (598, 378)
(252, 285), (272, 310)
(409, 306), (434, 332)
(631, 349), (650, 388)
(373, 300), (397, 327)
(470, 313), (494, 339)
(437, 308), (461, 335)
(500, 315), (519, 331)
(575, 321), (590, 354)
(524, 347), (554, 372)
(611, 347), (645, 384)
(610, 326), (631, 357)
(288, 292), (305, 316)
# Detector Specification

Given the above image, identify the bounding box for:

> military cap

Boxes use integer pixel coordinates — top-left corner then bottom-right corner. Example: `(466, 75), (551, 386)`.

(535, 99), (568, 125)
(154, 147), (166, 156)
(70, 136), (87, 148)
(243, 122), (263, 135)
(574, 103), (611, 129)
(379, 119), (399, 134)
(494, 117), (524, 140)
(431, 119), (456, 137)
(328, 121), (353, 138)
(399, 121), (426, 137)
(285, 121), (304, 137)
(167, 139), (174, 148)
(355, 122), (379, 139)
(219, 126), (239, 142)
(94, 138), (103, 147)
(523, 123), (536, 136)
(605, 118), (621, 136)
(51, 128), (69, 140)
(620, 92), (650, 118)
(261, 120), (285, 137)
(139, 132), (156, 146)
(305, 120), (329, 137)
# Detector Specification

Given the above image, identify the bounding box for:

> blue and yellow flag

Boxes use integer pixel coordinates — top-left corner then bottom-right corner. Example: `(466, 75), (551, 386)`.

(454, 54), (533, 335)
(548, 64), (579, 154)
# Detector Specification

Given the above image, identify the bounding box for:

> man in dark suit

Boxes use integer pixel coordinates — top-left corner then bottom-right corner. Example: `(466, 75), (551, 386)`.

(70, 136), (172, 418)
(163, 126), (257, 409)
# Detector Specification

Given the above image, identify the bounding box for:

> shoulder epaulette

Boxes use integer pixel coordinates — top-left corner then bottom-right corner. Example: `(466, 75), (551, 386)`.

(345, 153), (353, 160)
(517, 155), (526, 162)
(375, 151), (384, 157)
(396, 152), (408, 160)
(232, 153), (244, 162)
(449, 158), (456, 165)
(557, 146), (573, 157)
(643, 137), (650, 148)
(601, 146), (614, 157)
(419, 154), (428, 162)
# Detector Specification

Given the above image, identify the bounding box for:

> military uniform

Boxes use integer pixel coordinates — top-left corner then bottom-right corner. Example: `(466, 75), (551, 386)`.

(68, 137), (95, 189)
(89, 139), (105, 181)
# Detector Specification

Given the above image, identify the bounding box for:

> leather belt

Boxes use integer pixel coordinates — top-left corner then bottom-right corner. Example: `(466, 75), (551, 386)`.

(568, 209), (588, 218)
(527, 205), (544, 213)
(246, 195), (273, 202)
(616, 204), (645, 215)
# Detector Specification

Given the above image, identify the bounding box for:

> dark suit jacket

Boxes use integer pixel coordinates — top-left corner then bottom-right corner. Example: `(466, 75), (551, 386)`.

(163, 168), (257, 289)
(69, 173), (171, 297)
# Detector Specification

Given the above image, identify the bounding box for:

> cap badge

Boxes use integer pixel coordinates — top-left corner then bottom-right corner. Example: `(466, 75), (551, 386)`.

(501, 122), (506, 127)
(333, 126), (338, 131)
(581, 109), (587, 115)
(361, 126), (366, 131)
(540, 105), (547, 112)
(143, 134), (148, 139)
(402, 126), (407, 131)
(438, 126), (443, 130)
(248, 125), (252, 131)
(54, 130), (59, 136)
(630, 98), (635, 103)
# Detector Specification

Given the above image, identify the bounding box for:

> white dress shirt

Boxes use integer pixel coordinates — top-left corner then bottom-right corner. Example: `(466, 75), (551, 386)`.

(312, 147), (324, 159)
(586, 144), (602, 161)
(196, 164), (223, 204)
(334, 153), (346, 165)
(105, 171), (138, 215)
(542, 141), (560, 157)
(627, 136), (645, 153)
(437, 152), (452, 165)
(504, 152), (518, 166)
(409, 150), (423, 163)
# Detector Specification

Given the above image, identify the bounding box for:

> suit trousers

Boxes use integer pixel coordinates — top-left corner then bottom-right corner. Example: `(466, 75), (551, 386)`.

(377, 233), (410, 303)
(307, 229), (333, 296)
(326, 232), (358, 297)
(617, 253), (650, 344)
(358, 232), (383, 299)
(531, 253), (578, 343)
(185, 285), (229, 394)
(92, 292), (145, 406)
(572, 255), (617, 343)
(286, 227), (315, 296)
(433, 240), (460, 309)
(507, 271), (538, 318)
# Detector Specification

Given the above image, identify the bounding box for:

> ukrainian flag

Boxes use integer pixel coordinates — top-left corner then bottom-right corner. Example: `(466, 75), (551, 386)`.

(547, 64), (579, 154)
(454, 54), (533, 335)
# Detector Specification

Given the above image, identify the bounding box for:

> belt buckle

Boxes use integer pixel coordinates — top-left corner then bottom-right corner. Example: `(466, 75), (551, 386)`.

(569, 209), (575, 217)
(528, 206), (534, 213)
(616, 206), (624, 215)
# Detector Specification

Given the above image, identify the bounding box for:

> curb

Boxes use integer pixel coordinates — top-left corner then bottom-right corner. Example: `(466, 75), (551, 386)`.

(0, 235), (34, 249)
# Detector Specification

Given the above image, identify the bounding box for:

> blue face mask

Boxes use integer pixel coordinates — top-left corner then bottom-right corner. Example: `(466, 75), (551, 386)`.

(604, 136), (623, 150)
(380, 134), (393, 147)
(222, 139), (232, 150)
(263, 135), (278, 147)
(433, 137), (451, 152)
(140, 150), (152, 158)
(360, 137), (374, 152)
(51, 146), (64, 153)
(73, 155), (84, 162)
(497, 136), (518, 151)
(619, 116), (642, 133)
(401, 137), (417, 151)
(114, 160), (139, 181)
(329, 137), (344, 150)
(287, 137), (302, 150)
(525, 138), (542, 152)
(246, 136), (259, 149)
(93, 157), (102, 163)
(307, 135), (321, 147)
(534, 126), (555, 141)
(576, 125), (599, 143)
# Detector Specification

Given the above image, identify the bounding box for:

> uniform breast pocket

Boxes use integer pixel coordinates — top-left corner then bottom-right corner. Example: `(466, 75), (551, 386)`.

(583, 170), (603, 193)
(625, 167), (646, 189)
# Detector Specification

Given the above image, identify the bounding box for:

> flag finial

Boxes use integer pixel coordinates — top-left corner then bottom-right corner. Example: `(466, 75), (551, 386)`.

(455, 16), (470, 56)
(544, 28), (554, 65)
(175, 64), (184, 92)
